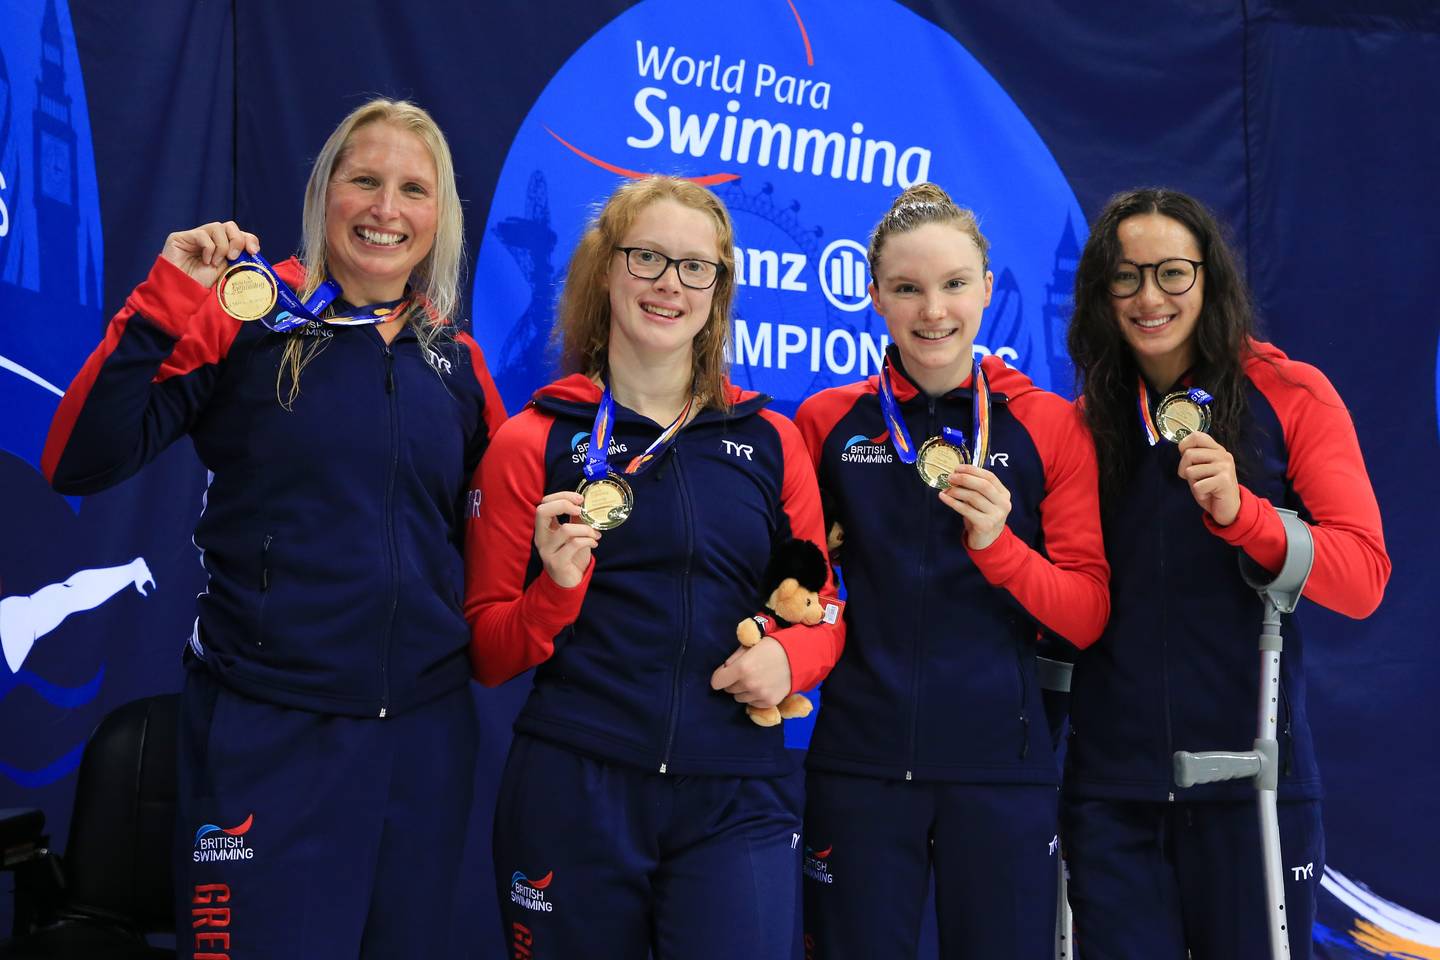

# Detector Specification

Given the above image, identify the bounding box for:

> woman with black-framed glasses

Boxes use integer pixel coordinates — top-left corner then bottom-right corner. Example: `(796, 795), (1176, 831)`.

(1062, 188), (1390, 958)
(464, 175), (843, 959)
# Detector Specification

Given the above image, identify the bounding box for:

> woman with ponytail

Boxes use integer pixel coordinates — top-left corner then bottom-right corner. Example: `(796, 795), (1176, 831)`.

(794, 182), (1109, 958)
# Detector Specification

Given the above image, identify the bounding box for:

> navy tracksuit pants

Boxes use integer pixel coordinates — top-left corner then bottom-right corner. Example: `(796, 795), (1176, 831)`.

(175, 667), (477, 959)
(1060, 797), (1325, 959)
(492, 734), (805, 960)
(802, 771), (1059, 959)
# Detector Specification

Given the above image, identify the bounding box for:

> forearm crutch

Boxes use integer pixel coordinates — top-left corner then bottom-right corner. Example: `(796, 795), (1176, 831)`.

(1173, 508), (1314, 960)
(1037, 654), (1075, 960)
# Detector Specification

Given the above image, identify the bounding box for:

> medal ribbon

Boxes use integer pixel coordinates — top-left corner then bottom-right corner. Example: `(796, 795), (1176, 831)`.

(878, 357), (991, 467)
(1137, 376), (1161, 446)
(583, 381), (696, 482)
(1137, 376), (1214, 445)
(226, 252), (410, 332)
(970, 359), (992, 468)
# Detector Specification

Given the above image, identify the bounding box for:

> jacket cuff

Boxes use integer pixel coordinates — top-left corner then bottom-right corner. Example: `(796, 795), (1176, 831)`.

(127, 255), (226, 339)
(965, 525), (1026, 585)
(1204, 485), (1285, 572)
(529, 558), (594, 631)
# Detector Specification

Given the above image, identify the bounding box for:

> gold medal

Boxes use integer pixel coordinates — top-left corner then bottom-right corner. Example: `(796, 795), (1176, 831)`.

(577, 474), (634, 530)
(915, 436), (968, 490)
(1155, 391), (1212, 443)
(216, 263), (278, 321)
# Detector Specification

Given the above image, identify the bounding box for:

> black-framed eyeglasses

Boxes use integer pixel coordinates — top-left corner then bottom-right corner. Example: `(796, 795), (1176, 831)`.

(614, 246), (723, 290)
(1108, 258), (1205, 298)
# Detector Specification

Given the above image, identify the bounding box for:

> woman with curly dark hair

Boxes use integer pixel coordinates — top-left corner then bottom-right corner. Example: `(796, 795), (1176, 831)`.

(1062, 188), (1391, 958)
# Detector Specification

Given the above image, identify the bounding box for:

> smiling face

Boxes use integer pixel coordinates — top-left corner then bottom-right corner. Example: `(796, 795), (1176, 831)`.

(1111, 212), (1205, 387)
(323, 121), (439, 306)
(870, 222), (994, 396)
(604, 198), (720, 366)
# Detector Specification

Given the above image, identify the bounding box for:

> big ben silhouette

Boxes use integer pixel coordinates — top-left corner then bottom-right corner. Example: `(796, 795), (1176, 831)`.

(33, 0), (79, 300)
(1041, 212), (1081, 392)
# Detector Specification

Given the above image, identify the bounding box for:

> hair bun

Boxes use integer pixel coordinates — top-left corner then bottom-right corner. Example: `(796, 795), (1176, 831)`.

(894, 182), (956, 210)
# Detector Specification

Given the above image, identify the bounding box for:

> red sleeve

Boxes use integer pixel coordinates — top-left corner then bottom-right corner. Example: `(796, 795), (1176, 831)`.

(966, 394), (1111, 649)
(463, 408), (591, 686)
(458, 331), (508, 439)
(455, 331), (508, 477)
(42, 254), (245, 489)
(758, 409), (846, 693)
(795, 383), (872, 473)
(1203, 359), (1390, 618)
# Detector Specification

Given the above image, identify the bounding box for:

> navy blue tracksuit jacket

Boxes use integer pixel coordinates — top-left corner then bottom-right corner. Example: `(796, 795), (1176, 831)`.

(464, 373), (845, 775)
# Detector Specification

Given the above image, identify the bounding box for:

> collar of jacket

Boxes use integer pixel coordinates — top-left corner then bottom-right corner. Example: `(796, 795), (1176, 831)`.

(871, 343), (1016, 405)
(528, 373), (771, 424)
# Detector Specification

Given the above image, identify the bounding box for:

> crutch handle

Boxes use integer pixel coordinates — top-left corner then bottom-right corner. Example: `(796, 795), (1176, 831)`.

(1174, 750), (1262, 787)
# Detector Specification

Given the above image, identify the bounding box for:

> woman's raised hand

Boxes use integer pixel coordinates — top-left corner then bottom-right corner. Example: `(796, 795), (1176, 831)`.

(534, 491), (600, 589)
(160, 221), (260, 289)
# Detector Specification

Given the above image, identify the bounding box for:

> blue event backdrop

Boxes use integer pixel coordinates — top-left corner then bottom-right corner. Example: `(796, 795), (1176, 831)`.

(1, 1), (1436, 956)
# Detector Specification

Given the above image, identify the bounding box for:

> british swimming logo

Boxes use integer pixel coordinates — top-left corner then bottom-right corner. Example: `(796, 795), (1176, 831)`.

(193, 814), (255, 862)
(511, 870), (556, 913)
(803, 844), (834, 884)
(841, 431), (892, 465)
(569, 432), (629, 464)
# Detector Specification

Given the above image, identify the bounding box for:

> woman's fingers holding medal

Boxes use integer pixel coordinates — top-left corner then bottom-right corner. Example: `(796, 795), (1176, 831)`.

(533, 492), (600, 589)
(1176, 432), (1240, 526)
(161, 221), (261, 288)
(939, 464), (1012, 550)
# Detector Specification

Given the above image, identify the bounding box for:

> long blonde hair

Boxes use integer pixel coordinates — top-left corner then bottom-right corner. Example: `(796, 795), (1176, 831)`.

(556, 176), (736, 410)
(279, 98), (464, 406)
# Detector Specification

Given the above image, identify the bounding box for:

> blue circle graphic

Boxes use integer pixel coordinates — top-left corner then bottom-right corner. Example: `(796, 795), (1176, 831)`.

(0, 0), (108, 784)
(0, 0), (105, 479)
(472, 0), (1085, 417)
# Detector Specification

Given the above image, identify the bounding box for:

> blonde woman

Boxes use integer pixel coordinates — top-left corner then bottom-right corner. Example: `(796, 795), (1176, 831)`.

(466, 175), (843, 959)
(45, 98), (505, 957)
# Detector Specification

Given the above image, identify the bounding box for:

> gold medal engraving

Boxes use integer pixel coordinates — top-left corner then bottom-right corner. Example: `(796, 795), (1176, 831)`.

(578, 475), (634, 530)
(217, 264), (278, 322)
(1156, 392), (1212, 443)
(915, 437), (968, 490)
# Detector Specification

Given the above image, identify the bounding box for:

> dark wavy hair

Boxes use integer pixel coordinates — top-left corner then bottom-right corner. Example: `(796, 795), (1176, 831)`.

(1067, 188), (1258, 504)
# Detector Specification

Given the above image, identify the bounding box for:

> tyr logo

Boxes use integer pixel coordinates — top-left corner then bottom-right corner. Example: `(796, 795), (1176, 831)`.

(424, 347), (453, 376)
(1290, 862), (1315, 881)
(722, 440), (754, 460)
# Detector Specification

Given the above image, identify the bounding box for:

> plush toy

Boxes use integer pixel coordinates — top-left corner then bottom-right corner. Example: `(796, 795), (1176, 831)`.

(736, 538), (836, 727)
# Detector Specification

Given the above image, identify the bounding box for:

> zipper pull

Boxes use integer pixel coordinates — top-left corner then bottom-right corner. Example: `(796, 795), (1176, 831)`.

(385, 353), (395, 394)
(1283, 722), (1293, 776)
(260, 535), (272, 590)
(1018, 712), (1030, 759)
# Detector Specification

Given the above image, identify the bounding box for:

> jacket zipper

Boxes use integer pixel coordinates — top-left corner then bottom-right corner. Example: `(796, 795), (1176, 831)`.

(1278, 667), (1294, 777)
(1014, 633), (1030, 760)
(904, 396), (939, 781)
(1157, 455), (1174, 800)
(257, 534), (273, 647)
(659, 446), (693, 773)
(379, 346), (399, 718)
